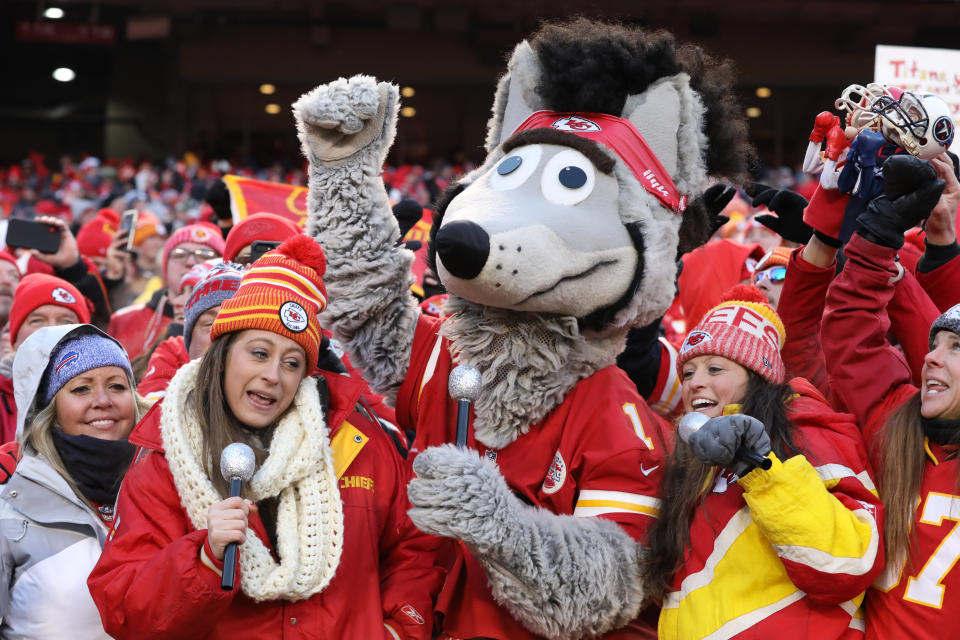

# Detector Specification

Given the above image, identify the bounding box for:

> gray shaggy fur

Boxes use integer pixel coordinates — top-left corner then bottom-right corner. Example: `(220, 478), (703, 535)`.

(440, 297), (624, 449)
(293, 77), (420, 401)
(408, 444), (647, 639)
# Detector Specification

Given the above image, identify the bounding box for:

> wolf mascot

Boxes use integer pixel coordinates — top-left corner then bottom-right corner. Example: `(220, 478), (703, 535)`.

(294, 19), (750, 640)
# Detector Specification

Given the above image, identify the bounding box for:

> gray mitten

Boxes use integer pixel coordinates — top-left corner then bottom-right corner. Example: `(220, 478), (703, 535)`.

(687, 414), (771, 476)
(408, 444), (648, 639)
(407, 444), (520, 551)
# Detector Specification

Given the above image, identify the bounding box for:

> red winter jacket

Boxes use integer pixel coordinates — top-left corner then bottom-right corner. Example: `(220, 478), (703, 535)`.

(137, 336), (189, 400)
(107, 290), (174, 363)
(88, 371), (443, 640)
(916, 249), (960, 312)
(822, 232), (960, 639)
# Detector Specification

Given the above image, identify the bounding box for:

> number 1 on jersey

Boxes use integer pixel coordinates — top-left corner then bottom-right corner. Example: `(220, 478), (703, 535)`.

(622, 403), (654, 450)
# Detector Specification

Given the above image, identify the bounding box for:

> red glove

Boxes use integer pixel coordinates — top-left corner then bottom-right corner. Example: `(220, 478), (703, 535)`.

(0, 441), (20, 484)
(802, 183), (850, 241)
(810, 111), (840, 143)
(824, 125), (850, 161)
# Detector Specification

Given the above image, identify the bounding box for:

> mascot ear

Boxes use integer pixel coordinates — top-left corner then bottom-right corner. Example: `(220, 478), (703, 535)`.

(485, 40), (545, 153)
(622, 73), (709, 196)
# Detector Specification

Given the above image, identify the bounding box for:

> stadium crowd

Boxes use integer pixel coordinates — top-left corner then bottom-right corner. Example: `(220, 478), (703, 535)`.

(0, 49), (958, 640)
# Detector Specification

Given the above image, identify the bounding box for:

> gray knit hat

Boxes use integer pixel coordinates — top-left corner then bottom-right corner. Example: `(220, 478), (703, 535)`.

(42, 333), (134, 404)
(183, 261), (244, 351)
(930, 303), (960, 349)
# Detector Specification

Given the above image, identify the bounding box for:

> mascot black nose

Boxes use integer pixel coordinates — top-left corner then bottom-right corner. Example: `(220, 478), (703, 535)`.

(435, 220), (490, 280)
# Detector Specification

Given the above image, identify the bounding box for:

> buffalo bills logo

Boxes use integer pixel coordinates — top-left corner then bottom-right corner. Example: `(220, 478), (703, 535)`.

(541, 450), (567, 495)
(933, 115), (955, 145)
(51, 287), (76, 305)
(279, 301), (309, 333)
(551, 116), (602, 133)
(680, 330), (712, 354)
(55, 351), (79, 373)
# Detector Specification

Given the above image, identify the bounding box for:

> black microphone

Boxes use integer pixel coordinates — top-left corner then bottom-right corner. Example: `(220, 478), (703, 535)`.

(448, 365), (482, 448)
(677, 412), (772, 471)
(219, 442), (256, 591)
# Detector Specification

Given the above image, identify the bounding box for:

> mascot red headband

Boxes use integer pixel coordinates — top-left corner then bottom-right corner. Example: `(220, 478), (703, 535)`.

(512, 111), (687, 214)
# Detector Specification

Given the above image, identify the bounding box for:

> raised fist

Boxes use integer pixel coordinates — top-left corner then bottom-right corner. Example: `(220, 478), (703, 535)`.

(293, 75), (397, 163)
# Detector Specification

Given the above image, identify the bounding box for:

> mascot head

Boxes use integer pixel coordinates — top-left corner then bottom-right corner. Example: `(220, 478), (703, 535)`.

(429, 19), (751, 333)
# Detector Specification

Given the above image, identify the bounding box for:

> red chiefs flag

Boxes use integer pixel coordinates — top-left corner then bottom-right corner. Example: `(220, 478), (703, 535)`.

(222, 175), (307, 227)
(402, 207), (435, 298)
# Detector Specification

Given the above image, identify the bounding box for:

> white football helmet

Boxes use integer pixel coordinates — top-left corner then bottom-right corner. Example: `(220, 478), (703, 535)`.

(872, 91), (956, 159)
(834, 83), (894, 133)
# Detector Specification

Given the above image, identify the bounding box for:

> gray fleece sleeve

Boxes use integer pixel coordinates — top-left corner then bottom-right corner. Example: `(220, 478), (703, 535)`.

(293, 75), (421, 402)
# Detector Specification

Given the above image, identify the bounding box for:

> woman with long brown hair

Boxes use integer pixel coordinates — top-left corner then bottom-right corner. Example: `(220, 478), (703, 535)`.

(88, 236), (441, 639)
(821, 153), (960, 638)
(644, 285), (883, 640)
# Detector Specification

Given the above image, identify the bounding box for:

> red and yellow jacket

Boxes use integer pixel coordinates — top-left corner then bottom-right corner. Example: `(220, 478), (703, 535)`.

(659, 378), (883, 640)
(88, 371), (443, 640)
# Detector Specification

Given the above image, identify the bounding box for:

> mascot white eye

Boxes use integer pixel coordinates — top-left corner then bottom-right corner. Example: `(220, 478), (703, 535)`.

(540, 148), (596, 206)
(488, 145), (542, 191)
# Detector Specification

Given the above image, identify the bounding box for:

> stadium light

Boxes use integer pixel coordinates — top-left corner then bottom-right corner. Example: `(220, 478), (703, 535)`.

(52, 67), (75, 82)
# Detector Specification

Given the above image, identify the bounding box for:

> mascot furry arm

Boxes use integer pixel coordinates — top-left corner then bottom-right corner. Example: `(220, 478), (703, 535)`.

(295, 20), (749, 639)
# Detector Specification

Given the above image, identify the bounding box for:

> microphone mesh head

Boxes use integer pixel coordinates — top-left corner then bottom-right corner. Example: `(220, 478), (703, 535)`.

(220, 442), (256, 482)
(678, 412), (710, 444)
(448, 365), (482, 402)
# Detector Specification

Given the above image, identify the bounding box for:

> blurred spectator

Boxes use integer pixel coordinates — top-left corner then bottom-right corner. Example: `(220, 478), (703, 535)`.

(751, 247), (792, 309)
(222, 213), (301, 266)
(0, 251), (21, 330)
(107, 222), (224, 361)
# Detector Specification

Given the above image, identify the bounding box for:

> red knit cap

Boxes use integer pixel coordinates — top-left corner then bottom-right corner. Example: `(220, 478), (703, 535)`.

(76, 208), (119, 259)
(9, 274), (92, 345)
(677, 284), (786, 384)
(211, 235), (327, 372)
(223, 213), (302, 262)
(161, 222), (225, 278)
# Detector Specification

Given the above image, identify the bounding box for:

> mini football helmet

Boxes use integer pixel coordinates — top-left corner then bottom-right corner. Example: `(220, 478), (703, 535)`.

(872, 91), (956, 159)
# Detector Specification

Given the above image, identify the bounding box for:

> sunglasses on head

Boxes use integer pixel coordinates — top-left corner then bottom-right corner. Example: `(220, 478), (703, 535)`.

(753, 266), (786, 284)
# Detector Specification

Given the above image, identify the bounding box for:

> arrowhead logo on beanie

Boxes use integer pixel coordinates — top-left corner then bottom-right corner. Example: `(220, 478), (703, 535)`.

(677, 284), (787, 384)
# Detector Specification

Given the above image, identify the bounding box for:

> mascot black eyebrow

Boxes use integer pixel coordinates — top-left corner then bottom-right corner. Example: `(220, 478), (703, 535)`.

(294, 19), (749, 640)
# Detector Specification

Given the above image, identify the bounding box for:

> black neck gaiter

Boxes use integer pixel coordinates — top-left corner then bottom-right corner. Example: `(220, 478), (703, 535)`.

(50, 429), (135, 504)
(921, 416), (960, 447)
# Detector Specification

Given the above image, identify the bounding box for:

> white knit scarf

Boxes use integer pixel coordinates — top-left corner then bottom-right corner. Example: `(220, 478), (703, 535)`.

(160, 359), (344, 602)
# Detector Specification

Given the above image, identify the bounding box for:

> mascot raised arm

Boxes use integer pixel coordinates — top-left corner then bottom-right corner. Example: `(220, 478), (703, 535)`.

(294, 19), (750, 640)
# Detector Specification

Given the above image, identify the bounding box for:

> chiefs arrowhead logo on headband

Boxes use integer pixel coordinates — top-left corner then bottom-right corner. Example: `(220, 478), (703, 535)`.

(512, 111), (687, 214)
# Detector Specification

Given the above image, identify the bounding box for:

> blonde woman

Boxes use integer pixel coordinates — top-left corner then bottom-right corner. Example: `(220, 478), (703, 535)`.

(0, 324), (147, 639)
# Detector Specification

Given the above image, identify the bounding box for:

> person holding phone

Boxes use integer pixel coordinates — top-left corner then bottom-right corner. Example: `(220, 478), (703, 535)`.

(13, 216), (111, 331)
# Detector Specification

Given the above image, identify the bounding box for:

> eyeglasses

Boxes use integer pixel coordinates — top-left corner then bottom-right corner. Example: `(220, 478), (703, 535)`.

(753, 266), (786, 285)
(168, 247), (219, 262)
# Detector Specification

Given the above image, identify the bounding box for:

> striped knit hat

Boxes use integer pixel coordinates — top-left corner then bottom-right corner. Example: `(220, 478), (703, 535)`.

(677, 284), (786, 384)
(211, 235), (327, 372)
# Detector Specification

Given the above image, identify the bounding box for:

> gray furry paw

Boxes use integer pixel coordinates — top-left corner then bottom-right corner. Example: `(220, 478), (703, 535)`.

(407, 444), (518, 551)
(293, 75), (397, 162)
